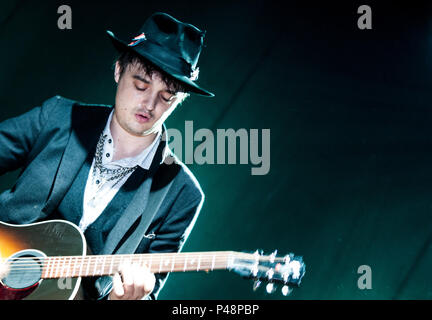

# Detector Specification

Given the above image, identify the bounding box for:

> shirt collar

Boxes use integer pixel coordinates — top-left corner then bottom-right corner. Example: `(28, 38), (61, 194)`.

(101, 109), (162, 170)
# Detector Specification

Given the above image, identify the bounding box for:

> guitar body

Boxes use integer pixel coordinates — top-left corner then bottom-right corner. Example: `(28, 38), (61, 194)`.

(0, 220), (86, 300)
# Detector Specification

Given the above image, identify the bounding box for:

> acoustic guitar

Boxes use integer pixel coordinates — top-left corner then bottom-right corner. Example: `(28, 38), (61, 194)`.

(0, 219), (305, 300)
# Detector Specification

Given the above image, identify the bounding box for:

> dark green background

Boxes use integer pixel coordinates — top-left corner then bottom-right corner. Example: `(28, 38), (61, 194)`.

(1, 0), (432, 299)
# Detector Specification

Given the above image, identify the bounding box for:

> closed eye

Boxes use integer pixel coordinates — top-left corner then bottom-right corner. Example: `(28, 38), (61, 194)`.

(133, 75), (150, 91)
(135, 86), (147, 91)
(135, 85), (146, 91)
(161, 92), (176, 103)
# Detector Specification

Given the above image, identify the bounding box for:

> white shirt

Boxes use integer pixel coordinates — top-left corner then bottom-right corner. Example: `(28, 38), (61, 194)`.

(79, 110), (161, 231)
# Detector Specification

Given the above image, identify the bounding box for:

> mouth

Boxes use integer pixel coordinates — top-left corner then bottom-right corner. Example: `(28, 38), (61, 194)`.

(134, 112), (151, 123)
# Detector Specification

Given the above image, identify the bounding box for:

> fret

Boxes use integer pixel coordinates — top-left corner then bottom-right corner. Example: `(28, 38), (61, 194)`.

(72, 258), (77, 277)
(70, 257), (74, 277)
(53, 257), (57, 278)
(63, 257), (68, 278)
(78, 257), (84, 278)
(149, 255), (153, 273)
(95, 256), (104, 275)
(45, 257), (51, 278)
(119, 255), (124, 269)
(64, 257), (70, 278)
(57, 257), (64, 278)
(53, 257), (59, 278)
(211, 254), (215, 271)
(171, 255), (175, 272)
(159, 256), (163, 273)
(183, 255), (187, 272)
(109, 256), (114, 275)
(49, 257), (55, 278)
(197, 254), (201, 271)
(93, 256), (98, 276)
(68, 257), (73, 277)
(101, 256), (106, 276)
(72, 257), (78, 277)
(85, 256), (91, 276)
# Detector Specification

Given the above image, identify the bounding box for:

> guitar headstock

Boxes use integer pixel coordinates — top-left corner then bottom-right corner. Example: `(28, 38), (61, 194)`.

(228, 250), (305, 296)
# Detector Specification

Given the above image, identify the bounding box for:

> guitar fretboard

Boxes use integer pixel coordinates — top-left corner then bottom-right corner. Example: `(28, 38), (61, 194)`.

(41, 251), (249, 279)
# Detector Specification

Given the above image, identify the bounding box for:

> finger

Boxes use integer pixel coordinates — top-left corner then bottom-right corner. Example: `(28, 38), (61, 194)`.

(120, 262), (134, 298)
(131, 263), (147, 299)
(142, 267), (156, 296)
(111, 272), (124, 298)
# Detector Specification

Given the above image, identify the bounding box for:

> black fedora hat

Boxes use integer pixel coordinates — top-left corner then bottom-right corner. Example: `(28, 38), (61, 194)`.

(106, 12), (214, 97)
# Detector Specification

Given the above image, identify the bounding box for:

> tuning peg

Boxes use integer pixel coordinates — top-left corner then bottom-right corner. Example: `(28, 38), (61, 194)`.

(266, 268), (274, 280)
(266, 282), (276, 294)
(254, 249), (264, 256)
(253, 280), (261, 291)
(252, 264), (258, 277)
(281, 285), (293, 296)
(270, 250), (278, 263)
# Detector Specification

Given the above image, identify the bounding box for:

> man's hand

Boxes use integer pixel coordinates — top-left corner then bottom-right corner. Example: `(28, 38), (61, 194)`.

(109, 261), (156, 300)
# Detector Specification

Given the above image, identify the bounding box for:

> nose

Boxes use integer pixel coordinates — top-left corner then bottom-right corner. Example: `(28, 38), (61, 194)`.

(141, 89), (158, 111)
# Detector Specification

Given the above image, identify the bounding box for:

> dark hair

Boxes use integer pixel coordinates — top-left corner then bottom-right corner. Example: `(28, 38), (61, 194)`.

(114, 50), (189, 95)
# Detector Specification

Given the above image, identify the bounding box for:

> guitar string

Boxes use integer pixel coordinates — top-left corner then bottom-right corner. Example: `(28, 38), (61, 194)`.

(2, 264), (283, 278)
(3, 265), (294, 278)
(1, 259), (238, 274)
(1, 256), (289, 271)
(1, 254), (239, 264)
(0, 253), (286, 262)
(3, 257), (233, 268)
(1, 253), (237, 263)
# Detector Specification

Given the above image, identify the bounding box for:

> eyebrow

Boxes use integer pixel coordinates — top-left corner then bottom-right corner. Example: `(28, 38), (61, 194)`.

(132, 74), (176, 95)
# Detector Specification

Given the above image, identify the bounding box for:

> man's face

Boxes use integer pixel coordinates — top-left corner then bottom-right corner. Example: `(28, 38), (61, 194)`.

(113, 61), (180, 137)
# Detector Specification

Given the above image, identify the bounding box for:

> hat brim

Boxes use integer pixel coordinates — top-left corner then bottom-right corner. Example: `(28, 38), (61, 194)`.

(106, 30), (214, 97)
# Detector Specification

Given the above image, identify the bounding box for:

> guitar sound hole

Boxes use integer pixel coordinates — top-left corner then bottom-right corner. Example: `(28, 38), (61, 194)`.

(1, 249), (46, 289)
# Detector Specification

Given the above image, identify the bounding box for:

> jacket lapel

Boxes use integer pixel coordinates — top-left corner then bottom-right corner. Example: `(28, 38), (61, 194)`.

(101, 126), (171, 255)
(101, 175), (153, 255)
(43, 105), (111, 215)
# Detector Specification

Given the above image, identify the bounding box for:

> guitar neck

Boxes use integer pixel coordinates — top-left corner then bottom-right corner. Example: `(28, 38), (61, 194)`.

(41, 251), (247, 279)
(0, 220), (306, 298)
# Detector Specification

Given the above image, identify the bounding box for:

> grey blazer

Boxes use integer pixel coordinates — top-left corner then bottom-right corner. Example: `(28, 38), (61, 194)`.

(0, 96), (204, 299)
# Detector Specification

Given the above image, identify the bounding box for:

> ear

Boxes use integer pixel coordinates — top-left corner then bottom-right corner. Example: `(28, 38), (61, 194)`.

(114, 61), (121, 84)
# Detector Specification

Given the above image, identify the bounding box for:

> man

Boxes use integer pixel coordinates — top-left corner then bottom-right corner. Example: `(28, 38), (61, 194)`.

(0, 12), (214, 300)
